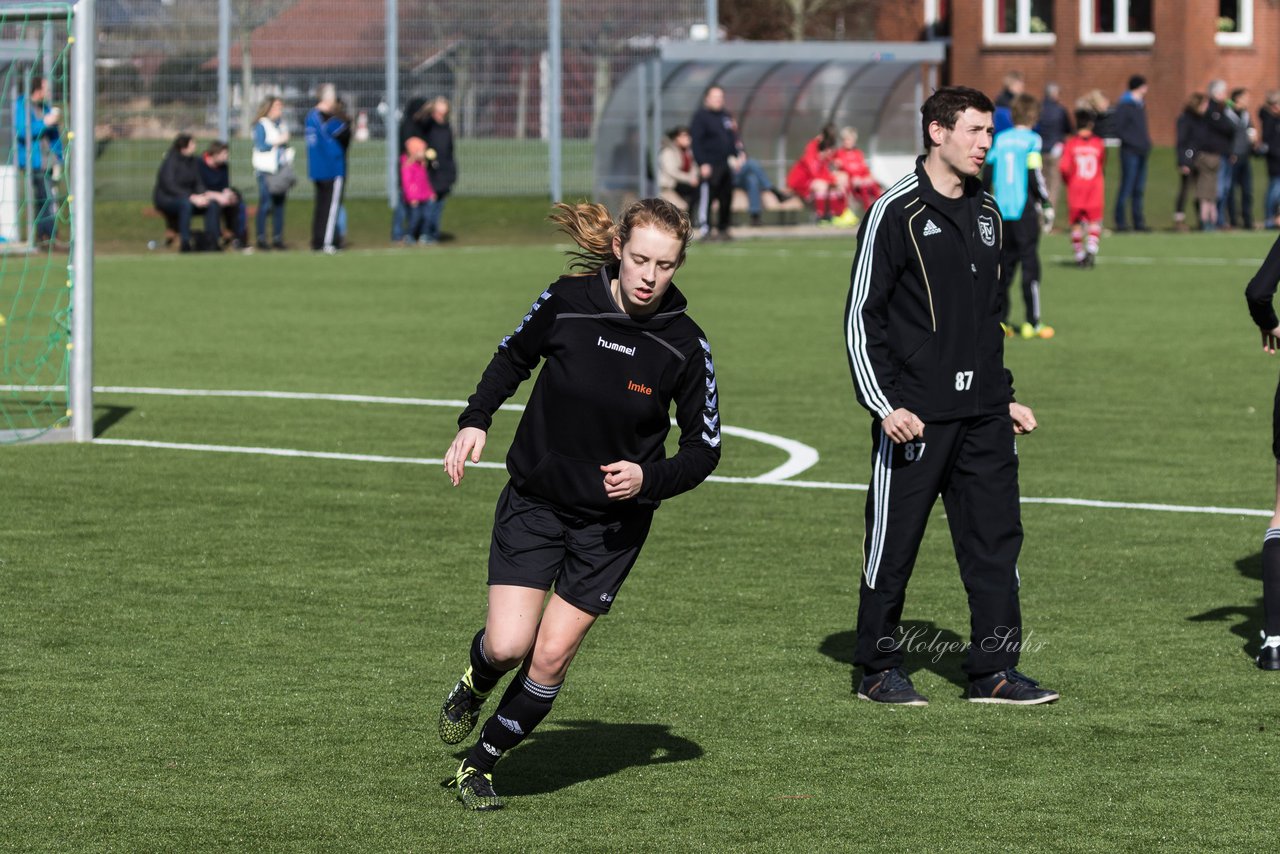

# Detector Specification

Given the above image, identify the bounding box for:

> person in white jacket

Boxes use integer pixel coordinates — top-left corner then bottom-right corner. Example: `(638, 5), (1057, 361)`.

(658, 126), (699, 213)
(251, 97), (294, 249)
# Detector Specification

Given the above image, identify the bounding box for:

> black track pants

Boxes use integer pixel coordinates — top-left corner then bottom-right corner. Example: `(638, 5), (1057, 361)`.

(856, 413), (1025, 676)
(999, 210), (1042, 327)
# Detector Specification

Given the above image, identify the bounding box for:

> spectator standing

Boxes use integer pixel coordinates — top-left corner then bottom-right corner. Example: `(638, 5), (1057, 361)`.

(305, 83), (350, 254)
(1034, 83), (1072, 233)
(153, 134), (223, 252)
(1061, 109), (1106, 267)
(1174, 93), (1206, 232)
(690, 85), (739, 240)
(658, 125), (700, 213)
(992, 71), (1024, 136)
(332, 99), (354, 246)
(1260, 91), (1280, 229)
(399, 137), (435, 244)
(251, 97), (292, 250)
(1200, 81), (1238, 231)
(1078, 89), (1113, 137)
(197, 140), (247, 250)
(1112, 75), (1152, 232)
(392, 96), (429, 244)
(1225, 88), (1258, 230)
(15, 76), (61, 244)
(421, 96), (457, 246)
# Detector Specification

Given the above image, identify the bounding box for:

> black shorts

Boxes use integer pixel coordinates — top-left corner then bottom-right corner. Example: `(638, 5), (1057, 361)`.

(1272, 377), (1280, 460)
(488, 482), (654, 615)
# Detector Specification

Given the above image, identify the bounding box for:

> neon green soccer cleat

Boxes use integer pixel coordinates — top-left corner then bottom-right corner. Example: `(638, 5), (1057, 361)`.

(438, 669), (488, 745)
(442, 763), (505, 811)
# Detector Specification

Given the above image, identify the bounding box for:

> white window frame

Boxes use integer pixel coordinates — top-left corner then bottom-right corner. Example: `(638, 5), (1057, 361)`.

(983, 0), (1055, 47)
(924, 0), (946, 39)
(1080, 0), (1155, 47)
(1216, 0), (1254, 47)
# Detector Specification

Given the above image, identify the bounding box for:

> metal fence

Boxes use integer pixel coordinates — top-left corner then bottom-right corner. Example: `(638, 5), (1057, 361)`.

(94, 0), (711, 201)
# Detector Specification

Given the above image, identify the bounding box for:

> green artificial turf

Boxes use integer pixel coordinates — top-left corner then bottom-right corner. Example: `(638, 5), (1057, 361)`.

(2, 228), (1279, 851)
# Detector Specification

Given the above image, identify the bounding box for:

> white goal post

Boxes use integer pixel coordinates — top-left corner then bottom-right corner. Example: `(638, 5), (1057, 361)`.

(0, 0), (94, 444)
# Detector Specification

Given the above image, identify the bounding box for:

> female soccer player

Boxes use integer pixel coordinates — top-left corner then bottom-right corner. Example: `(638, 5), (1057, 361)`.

(437, 198), (721, 810)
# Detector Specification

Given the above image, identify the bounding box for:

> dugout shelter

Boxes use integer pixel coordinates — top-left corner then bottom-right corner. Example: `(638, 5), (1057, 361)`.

(594, 40), (946, 214)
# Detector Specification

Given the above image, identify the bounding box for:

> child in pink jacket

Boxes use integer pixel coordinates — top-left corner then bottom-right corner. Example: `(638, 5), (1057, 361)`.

(400, 141), (436, 243)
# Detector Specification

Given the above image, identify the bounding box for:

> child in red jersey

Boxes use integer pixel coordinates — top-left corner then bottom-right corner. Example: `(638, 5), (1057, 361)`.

(832, 126), (882, 217)
(1060, 109), (1106, 268)
(787, 126), (847, 224)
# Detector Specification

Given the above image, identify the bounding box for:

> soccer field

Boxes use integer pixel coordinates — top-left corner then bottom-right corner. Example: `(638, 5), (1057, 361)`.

(3, 230), (1278, 850)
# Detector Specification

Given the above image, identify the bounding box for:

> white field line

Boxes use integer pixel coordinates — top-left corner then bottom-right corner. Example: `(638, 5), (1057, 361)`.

(713, 245), (1270, 267)
(59, 385), (1266, 519)
(82, 385), (817, 483)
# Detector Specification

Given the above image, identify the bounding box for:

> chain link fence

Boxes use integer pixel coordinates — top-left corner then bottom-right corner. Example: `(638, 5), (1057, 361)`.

(94, 0), (708, 201)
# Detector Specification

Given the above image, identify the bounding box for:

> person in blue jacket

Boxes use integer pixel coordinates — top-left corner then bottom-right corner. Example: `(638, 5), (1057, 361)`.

(304, 83), (350, 253)
(15, 76), (62, 244)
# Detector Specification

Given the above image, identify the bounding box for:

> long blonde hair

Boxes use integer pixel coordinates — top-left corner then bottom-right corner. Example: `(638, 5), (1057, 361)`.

(254, 96), (282, 123)
(549, 198), (692, 273)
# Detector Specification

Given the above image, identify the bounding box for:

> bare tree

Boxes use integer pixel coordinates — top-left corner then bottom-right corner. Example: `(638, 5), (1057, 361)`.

(232, 0), (295, 138)
(722, 0), (881, 40)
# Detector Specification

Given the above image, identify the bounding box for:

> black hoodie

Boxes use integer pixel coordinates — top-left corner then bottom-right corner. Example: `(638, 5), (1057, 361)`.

(459, 268), (721, 515)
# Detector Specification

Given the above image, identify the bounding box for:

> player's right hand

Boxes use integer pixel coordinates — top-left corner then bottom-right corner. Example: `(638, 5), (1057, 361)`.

(882, 408), (924, 444)
(1263, 326), (1280, 355)
(444, 427), (487, 486)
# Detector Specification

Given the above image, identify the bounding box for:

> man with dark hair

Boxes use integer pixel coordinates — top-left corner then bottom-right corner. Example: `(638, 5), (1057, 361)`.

(844, 85), (1058, 707)
(1112, 74), (1152, 232)
(689, 86), (740, 240)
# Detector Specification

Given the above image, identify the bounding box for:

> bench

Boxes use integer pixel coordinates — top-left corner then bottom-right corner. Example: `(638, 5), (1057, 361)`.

(661, 188), (808, 225)
(143, 202), (257, 248)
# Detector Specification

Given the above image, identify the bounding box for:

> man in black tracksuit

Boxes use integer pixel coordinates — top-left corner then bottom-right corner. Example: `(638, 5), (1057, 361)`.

(690, 85), (740, 240)
(844, 86), (1058, 706)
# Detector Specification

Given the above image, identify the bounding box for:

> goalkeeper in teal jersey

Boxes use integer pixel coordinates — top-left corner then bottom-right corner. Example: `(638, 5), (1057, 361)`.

(991, 94), (1053, 339)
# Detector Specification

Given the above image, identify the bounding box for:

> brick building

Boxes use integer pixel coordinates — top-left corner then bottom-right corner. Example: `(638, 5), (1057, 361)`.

(875, 0), (1276, 146)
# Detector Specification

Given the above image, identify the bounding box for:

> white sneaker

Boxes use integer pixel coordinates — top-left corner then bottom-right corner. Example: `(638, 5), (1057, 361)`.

(1258, 631), (1280, 670)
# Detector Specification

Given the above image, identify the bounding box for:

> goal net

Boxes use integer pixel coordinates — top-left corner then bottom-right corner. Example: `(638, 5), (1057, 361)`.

(0, 1), (92, 444)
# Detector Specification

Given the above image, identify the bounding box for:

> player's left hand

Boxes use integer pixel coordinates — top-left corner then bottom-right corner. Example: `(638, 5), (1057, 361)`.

(1263, 326), (1280, 354)
(601, 461), (643, 500)
(1010, 402), (1037, 435)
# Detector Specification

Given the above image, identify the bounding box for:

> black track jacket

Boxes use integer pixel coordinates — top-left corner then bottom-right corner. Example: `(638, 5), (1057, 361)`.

(459, 268), (721, 516)
(845, 156), (1016, 423)
(1246, 235), (1280, 332)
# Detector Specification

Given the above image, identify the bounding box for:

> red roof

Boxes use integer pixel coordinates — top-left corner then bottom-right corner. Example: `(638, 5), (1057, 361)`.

(218, 0), (438, 70)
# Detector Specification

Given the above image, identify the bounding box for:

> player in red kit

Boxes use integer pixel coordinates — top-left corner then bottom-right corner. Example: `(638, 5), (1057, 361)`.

(1060, 109), (1106, 268)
